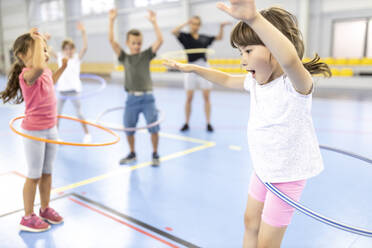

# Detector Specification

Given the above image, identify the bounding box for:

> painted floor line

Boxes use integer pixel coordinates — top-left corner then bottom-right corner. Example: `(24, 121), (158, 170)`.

(229, 145), (242, 151)
(0, 193), (72, 218)
(70, 193), (200, 248)
(52, 135), (215, 194)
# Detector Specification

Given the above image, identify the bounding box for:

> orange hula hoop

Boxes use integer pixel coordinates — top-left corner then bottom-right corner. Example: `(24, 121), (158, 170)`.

(9, 115), (120, 147)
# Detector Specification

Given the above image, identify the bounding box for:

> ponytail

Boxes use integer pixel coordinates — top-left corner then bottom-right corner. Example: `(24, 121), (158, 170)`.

(0, 32), (33, 104)
(303, 54), (332, 77)
(0, 60), (25, 104)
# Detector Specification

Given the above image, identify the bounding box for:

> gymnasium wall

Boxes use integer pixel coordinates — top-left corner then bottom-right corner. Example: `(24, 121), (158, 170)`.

(0, 0), (372, 73)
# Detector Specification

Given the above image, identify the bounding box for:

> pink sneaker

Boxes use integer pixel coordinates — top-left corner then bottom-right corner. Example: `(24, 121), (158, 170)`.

(39, 207), (64, 224)
(20, 213), (50, 232)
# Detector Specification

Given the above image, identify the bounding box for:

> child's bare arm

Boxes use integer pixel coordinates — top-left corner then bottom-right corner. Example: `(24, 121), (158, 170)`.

(23, 28), (48, 85)
(52, 57), (68, 84)
(77, 23), (88, 60)
(163, 59), (246, 90)
(147, 10), (163, 53)
(108, 9), (123, 56)
(215, 21), (231, 41)
(171, 20), (190, 37)
(218, 0), (313, 94)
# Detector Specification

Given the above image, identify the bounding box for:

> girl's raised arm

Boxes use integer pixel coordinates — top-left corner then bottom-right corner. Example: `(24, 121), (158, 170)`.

(217, 0), (313, 95)
(78, 23), (88, 60)
(23, 28), (48, 85)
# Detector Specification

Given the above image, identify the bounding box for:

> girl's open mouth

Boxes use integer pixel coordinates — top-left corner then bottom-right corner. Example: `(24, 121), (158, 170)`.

(247, 70), (256, 77)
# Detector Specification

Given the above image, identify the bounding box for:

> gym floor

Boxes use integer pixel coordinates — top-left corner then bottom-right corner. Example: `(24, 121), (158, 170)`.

(0, 76), (371, 248)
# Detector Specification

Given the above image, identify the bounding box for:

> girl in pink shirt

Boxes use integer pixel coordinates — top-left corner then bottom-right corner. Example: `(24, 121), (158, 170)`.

(0, 28), (67, 232)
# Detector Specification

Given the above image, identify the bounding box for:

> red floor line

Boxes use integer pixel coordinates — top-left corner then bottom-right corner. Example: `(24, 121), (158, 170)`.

(0, 171), (11, 177)
(0, 171), (26, 177)
(68, 197), (179, 248)
(11, 171), (26, 178)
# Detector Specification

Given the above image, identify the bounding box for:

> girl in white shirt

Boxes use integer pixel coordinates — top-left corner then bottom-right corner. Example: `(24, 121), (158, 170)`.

(48, 23), (91, 143)
(164, 0), (331, 247)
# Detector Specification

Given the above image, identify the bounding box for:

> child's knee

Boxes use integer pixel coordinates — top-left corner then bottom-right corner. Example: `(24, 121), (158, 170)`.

(26, 177), (40, 184)
(244, 212), (260, 231)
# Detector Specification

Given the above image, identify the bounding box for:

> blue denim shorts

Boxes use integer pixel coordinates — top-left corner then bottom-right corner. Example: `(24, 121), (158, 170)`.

(123, 93), (160, 136)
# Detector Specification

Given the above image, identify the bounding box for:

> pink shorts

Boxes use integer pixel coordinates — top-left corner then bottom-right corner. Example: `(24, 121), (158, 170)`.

(248, 173), (306, 227)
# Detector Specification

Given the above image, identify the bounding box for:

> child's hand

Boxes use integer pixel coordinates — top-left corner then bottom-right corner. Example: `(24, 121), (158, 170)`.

(217, 0), (258, 22)
(146, 10), (157, 24)
(77, 22), (86, 32)
(163, 59), (194, 73)
(220, 21), (232, 27)
(109, 9), (117, 20)
(43, 32), (51, 41)
(62, 57), (68, 68)
(29, 28), (43, 41)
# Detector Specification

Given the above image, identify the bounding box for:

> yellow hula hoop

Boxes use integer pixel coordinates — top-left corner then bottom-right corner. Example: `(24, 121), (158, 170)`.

(9, 115), (120, 147)
(160, 48), (215, 59)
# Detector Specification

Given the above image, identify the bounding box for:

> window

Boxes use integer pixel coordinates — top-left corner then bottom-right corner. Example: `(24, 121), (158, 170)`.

(40, 0), (63, 22)
(134, 0), (179, 8)
(82, 0), (114, 15)
(367, 19), (372, 57)
(332, 19), (367, 58)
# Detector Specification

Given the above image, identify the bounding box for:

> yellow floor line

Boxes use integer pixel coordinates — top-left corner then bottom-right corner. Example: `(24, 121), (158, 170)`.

(158, 132), (212, 144)
(52, 140), (216, 194)
(229, 145), (242, 151)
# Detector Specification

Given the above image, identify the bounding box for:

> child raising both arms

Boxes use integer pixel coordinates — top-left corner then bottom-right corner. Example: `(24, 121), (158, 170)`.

(164, 0), (331, 247)
(46, 22), (91, 143)
(0, 28), (68, 232)
(108, 9), (163, 166)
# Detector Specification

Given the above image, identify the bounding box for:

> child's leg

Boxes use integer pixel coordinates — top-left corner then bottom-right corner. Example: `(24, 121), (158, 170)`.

(257, 179), (306, 247)
(243, 195), (264, 248)
(57, 96), (66, 128)
(202, 89), (211, 124)
(184, 73), (197, 125)
(23, 178), (40, 216)
(126, 135), (135, 152)
(22, 130), (46, 216)
(39, 174), (52, 210)
(39, 127), (58, 210)
(71, 97), (89, 134)
(257, 222), (287, 248)
(185, 90), (194, 124)
(150, 133), (159, 153)
(244, 173), (267, 248)
(143, 94), (160, 153)
(123, 95), (141, 153)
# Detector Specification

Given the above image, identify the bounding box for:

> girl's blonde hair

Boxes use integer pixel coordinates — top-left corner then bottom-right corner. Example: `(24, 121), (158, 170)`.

(230, 7), (331, 77)
(0, 33), (34, 104)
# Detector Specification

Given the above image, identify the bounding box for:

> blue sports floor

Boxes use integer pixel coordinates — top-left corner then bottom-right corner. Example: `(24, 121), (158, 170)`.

(0, 75), (372, 248)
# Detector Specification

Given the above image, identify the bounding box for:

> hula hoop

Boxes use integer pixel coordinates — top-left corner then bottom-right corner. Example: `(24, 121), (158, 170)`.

(160, 48), (215, 60)
(57, 74), (107, 100)
(9, 115), (120, 147)
(259, 145), (372, 237)
(95, 106), (164, 132)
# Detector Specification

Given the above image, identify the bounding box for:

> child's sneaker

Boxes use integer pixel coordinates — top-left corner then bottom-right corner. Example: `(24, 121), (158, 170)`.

(39, 207), (64, 224)
(119, 152), (136, 164)
(180, 123), (189, 132)
(83, 134), (92, 144)
(152, 152), (160, 167)
(207, 123), (214, 132)
(20, 213), (50, 232)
